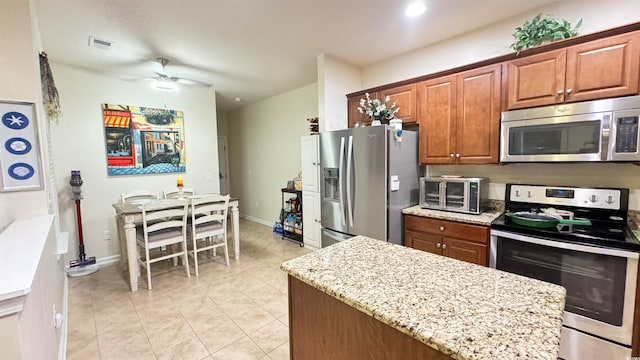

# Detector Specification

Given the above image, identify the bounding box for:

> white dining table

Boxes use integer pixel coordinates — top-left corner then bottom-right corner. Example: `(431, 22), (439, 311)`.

(112, 196), (240, 291)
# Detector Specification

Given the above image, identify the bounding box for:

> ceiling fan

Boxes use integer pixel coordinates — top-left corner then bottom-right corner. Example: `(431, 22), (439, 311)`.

(150, 57), (180, 91)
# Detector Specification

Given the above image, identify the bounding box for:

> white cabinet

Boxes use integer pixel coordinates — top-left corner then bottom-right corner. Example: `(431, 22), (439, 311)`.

(302, 191), (321, 249)
(301, 135), (321, 248)
(301, 135), (320, 192)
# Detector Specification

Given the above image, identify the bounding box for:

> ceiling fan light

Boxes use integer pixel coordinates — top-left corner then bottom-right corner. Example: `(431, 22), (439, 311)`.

(150, 78), (178, 91)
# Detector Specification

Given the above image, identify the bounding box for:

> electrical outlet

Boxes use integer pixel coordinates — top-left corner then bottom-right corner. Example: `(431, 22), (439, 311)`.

(206, 172), (213, 181)
(103, 230), (110, 241)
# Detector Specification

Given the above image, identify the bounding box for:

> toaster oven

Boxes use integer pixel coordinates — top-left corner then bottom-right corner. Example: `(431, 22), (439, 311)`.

(419, 177), (488, 214)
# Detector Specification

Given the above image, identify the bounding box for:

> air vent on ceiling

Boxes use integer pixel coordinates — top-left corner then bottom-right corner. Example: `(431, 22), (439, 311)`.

(88, 36), (114, 50)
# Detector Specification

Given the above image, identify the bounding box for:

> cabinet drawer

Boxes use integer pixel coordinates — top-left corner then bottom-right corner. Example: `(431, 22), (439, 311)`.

(405, 215), (488, 244)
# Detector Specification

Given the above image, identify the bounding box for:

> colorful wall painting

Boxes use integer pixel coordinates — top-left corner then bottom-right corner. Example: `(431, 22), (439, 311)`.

(102, 104), (186, 176)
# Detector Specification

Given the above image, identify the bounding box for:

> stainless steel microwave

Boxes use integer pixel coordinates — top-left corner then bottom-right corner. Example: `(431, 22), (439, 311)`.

(419, 177), (488, 214)
(500, 96), (640, 162)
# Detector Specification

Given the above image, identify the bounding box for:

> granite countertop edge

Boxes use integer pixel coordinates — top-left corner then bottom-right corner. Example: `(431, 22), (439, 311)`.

(402, 205), (503, 226)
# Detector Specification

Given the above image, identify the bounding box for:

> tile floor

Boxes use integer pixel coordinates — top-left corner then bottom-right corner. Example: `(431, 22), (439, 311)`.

(66, 219), (311, 360)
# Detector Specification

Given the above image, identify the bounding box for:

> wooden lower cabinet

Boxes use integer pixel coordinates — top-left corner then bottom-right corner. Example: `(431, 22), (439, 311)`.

(404, 215), (489, 266)
(288, 276), (451, 360)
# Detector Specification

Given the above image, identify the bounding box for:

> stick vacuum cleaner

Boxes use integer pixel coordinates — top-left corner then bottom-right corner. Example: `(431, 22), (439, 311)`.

(67, 170), (99, 277)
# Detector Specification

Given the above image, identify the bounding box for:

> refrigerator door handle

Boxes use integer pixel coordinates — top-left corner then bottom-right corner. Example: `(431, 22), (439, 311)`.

(338, 137), (346, 226)
(346, 135), (354, 227)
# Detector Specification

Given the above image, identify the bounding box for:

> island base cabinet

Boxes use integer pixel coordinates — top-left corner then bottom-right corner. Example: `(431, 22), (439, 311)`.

(288, 276), (452, 360)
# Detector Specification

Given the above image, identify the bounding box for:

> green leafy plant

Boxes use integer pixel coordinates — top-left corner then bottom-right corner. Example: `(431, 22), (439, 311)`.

(510, 14), (582, 52)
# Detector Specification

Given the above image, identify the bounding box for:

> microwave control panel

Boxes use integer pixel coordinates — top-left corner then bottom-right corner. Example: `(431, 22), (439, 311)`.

(614, 116), (639, 153)
(509, 185), (622, 210)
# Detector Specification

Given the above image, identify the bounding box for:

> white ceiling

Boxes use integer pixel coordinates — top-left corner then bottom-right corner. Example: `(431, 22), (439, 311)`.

(32, 0), (561, 111)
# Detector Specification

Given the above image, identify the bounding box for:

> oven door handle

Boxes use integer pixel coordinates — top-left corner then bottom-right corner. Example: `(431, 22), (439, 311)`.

(491, 229), (640, 259)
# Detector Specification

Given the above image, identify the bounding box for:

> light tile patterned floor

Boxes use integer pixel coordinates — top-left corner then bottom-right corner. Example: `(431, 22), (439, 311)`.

(66, 219), (310, 360)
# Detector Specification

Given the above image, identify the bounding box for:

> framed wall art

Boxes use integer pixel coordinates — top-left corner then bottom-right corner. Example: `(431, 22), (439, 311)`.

(0, 100), (43, 191)
(102, 104), (186, 176)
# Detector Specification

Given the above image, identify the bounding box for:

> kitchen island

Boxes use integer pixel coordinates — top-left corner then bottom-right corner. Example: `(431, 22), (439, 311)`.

(280, 236), (566, 360)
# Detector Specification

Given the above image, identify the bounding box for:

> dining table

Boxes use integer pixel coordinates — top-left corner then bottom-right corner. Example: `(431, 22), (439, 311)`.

(112, 196), (240, 291)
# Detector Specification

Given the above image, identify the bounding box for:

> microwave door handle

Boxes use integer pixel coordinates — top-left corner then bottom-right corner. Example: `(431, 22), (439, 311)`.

(338, 136), (346, 226)
(439, 182), (445, 208)
(603, 113), (612, 161)
(346, 135), (354, 227)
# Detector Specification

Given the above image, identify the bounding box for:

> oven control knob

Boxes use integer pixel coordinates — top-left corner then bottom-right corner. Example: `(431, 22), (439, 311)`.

(527, 191), (533, 198)
(589, 194), (598, 203)
(605, 195), (615, 204)
(515, 190), (521, 197)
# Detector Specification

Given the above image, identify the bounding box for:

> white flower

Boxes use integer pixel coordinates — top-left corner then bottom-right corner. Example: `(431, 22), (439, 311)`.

(356, 93), (400, 122)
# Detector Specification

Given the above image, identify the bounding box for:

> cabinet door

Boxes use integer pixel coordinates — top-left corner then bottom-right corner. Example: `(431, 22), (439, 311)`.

(405, 230), (442, 255)
(565, 31), (640, 103)
(417, 75), (457, 164)
(442, 237), (487, 266)
(302, 191), (321, 248)
(301, 135), (319, 192)
(505, 49), (567, 109)
(380, 84), (417, 124)
(456, 64), (501, 164)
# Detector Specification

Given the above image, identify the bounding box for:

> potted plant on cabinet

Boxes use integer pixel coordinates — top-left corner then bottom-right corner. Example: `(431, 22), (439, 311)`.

(510, 13), (582, 53)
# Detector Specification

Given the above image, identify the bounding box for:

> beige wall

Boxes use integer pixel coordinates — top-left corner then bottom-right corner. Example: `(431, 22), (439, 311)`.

(0, 0), (49, 229)
(227, 83), (317, 225)
(317, 54), (361, 132)
(50, 63), (220, 261)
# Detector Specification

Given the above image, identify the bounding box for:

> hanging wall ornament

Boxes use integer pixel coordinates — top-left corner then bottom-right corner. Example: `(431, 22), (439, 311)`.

(39, 52), (62, 122)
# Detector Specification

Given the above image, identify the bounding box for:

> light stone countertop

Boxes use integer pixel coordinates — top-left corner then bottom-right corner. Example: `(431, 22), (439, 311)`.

(403, 205), (503, 226)
(281, 236), (566, 360)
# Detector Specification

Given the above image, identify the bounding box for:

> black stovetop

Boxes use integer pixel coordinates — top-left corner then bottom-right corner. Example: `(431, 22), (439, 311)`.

(491, 213), (640, 252)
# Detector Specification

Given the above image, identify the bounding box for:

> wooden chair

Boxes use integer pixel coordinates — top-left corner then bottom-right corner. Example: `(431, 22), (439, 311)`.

(121, 189), (158, 203)
(136, 198), (190, 289)
(187, 194), (230, 276)
(163, 187), (195, 199)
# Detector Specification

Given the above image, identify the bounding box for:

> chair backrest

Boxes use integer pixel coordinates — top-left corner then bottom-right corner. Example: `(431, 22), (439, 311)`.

(190, 194), (230, 237)
(140, 198), (189, 241)
(121, 190), (158, 203)
(163, 187), (195, 199)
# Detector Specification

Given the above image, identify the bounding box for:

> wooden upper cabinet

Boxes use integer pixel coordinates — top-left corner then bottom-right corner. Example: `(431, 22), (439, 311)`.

(417, 75), (457, 164)
(506, 49), (567, 109)
(456, 65), (501, 164)
(417, 64), (501, 165)
(379, 84), (417, 124)
(565, 31), (640, 102)
(506, 31), (640, 110)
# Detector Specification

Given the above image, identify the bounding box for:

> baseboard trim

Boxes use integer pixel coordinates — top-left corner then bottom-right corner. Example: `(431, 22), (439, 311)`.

(96, 255), (120, 267)
(240, 214), (273, 227)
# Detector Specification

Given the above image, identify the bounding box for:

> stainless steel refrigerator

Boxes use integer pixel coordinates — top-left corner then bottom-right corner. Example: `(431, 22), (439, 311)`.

(320, 126), (418, 246)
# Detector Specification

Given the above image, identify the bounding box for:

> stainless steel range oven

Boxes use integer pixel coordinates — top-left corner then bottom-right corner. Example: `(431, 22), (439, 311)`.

(490, 184), (640, 360)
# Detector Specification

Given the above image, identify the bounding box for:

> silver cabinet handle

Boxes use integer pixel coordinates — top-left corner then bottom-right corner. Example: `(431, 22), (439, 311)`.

(442, 244), (447, 250)
(436, 243), (441, 248)
(566, 88), (573, 94)
(556, 90), (563, 95)
(449, 153), (454, 158)
(439, 226), (445, 232)
(455, 153), (460, 158)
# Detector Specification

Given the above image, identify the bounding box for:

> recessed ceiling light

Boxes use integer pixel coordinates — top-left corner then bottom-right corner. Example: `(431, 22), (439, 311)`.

(234, 97), (242, 102)
(405, 2), (426, 18)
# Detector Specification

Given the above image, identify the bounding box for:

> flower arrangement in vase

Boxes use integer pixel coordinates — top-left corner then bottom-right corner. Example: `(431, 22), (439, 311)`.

(357, 93), (400, 125)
